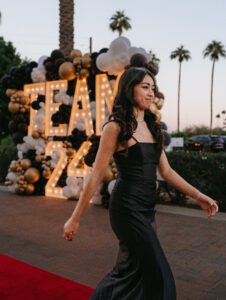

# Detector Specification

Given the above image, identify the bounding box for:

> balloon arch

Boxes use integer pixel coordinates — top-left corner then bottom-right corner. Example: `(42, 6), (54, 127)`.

(2, 37), (168, 206)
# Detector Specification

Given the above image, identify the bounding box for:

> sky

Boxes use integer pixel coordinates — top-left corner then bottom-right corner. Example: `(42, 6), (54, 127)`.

(1, 0), (226, 132)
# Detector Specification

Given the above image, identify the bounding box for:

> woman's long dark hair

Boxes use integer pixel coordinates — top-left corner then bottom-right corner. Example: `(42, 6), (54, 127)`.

(106, 67), (163, 155)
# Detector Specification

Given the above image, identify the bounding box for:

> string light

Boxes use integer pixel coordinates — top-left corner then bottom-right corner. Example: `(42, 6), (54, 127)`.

(67, 141), (91, 177)
(45, 142), (67, 199)
(45, 80), (67, 137)
(95, 74), (122, 135)
(68, 79), (94, 136)
(24, 83), (46, 135)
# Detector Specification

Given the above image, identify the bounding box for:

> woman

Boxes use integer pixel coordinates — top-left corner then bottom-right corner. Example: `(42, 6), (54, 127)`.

(63, 65), (218, 299)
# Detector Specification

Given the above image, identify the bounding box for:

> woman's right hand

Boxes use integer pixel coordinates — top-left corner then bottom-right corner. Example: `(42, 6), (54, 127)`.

(63, 217), (79, 241)
(196, 193), (219, 218)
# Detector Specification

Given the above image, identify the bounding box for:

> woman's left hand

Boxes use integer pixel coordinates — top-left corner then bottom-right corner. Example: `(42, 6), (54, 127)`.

(196, 193), (219, 218)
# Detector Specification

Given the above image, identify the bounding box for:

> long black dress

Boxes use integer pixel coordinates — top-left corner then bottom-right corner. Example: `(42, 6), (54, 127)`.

(89, 136), (176, 300)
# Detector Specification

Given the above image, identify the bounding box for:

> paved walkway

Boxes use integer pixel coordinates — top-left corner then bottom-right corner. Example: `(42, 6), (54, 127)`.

(0, 188), (226, 300)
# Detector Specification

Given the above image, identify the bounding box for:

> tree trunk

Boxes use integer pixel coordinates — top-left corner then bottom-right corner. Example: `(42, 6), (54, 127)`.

(210, 59), (215, 133)
(59, 0), (74, 56)
(177, 62), (182, 132)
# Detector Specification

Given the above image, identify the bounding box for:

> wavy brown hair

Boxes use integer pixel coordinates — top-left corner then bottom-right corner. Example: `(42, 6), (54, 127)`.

(106, 67), (163, 155)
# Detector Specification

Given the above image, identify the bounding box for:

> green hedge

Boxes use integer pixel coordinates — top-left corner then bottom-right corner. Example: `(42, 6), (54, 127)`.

(0, 136), (17, 182)
(161, 151), (226, 212)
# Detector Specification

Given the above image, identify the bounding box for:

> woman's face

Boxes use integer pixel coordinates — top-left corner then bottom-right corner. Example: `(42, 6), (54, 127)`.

(133, 75), (155, 110)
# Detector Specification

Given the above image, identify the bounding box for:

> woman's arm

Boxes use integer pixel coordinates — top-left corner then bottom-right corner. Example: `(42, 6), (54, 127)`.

(157, 150), (218, 217)
(63, 122), (120, 241)
(71, 121), (120, 222)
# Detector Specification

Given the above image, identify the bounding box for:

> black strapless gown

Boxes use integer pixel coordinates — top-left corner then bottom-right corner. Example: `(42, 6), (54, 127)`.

(89, 137), (176, 300)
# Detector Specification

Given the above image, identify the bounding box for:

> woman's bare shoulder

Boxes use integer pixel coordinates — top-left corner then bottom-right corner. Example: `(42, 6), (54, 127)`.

(103, 120), (121, 135)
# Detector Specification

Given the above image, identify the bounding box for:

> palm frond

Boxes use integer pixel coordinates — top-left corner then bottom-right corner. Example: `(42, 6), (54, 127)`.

(203, 40), (226, 60)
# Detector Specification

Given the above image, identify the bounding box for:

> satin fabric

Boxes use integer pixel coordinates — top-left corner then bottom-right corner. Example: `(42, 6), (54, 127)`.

(89, 138), (176, 300)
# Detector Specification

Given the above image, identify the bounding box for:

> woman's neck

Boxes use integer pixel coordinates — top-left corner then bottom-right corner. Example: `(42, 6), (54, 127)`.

(133, 107), (145, 121)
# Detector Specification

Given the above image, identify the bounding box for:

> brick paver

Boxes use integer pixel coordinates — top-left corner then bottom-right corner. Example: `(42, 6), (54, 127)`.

(0, 189), (226, 300)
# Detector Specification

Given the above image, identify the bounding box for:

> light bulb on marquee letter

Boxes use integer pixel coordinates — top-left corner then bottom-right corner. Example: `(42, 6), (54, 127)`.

(95, 73), (122, 135)
(67, 141), (91, 178)
(68, 78), (94, 136)
(45, 142), (67, 199)
(45, 80), (68, 137)
(24, 83), (46, 135)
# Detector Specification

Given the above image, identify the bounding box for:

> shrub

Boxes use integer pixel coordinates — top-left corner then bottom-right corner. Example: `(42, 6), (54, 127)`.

(0, 136), (17, 182)
(158, 151), (226, 212)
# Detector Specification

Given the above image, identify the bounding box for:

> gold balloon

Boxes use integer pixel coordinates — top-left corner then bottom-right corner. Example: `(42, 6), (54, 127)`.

(16, 177), (21, 184)
(17, 166), (23, 172)
(155, 111), (162, 123)
(21, 159), (32, 170)
(73, 57), (82, 66)
(149, 103), (158, 114)
(83, 52), (91, 57)
(66, 148), (74, 157)
(20, 96), (30, 105)
(79, 68), (89, 79)
(17, 90), (24, 97)
(10, 163), (18, 172)
(70, 49), (82, 59)
(15, 184), (21, 194)
(6, 89), (17, 97)
(20, 107), (26, 113)
(35, 156), (41, 163)
(154, 97), (164, 110)
(59, 62), (76, 80)
(82, 57), (92, 68)
(25, 184), (35, 194)
(103, 166), (114, 183)
(32, 131), (40, 139)
(8, 102), (20, 113)
(43, 169), (51, 179)
(112, 167), (117, 173)
(19, 187), (25, 193)
(24, 168), (40, 183)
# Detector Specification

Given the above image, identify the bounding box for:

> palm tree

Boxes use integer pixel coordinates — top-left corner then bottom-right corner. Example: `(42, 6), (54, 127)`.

(203, 41), (226, 132)
(59, 0), (74, 56)
(109, 11), (131, 36)
(170, 46), (191, 132)
(149, 50), (160, 65)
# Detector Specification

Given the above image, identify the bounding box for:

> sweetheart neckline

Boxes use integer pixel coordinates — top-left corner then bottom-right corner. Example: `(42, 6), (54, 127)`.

(115, 142), (157, 154)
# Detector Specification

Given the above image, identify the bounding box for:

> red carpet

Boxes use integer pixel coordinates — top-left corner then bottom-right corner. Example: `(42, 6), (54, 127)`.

(0, 253), (94, 300)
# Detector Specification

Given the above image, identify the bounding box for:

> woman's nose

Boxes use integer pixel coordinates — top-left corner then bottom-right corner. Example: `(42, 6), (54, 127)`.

(148, 89), (154, 97)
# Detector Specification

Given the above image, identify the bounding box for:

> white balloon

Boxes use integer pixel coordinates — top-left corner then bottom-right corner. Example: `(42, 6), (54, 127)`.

(118, 36), (131, 47)
(8, 184), (16, 193)
(108, 179), (116, 194)
(117, 53), (130, 65)
(17, 144), (22, 151)
(92, 183), (103, 205)
(38, 55), (48, 66)
(69, 96), (74, 105)
(77, 120), (85, 131)
(128, 46), (140, 58)
(7, 172), (17, 183)
(31, 68), (46, 83)
(21, 143), (30, 153)
(54, 91), (70, 105)
(90, 101), (96, 120)
(96, 53), (111, 71)
(66, 175), (78, 186)
(18, 151), (23, 159)
(62, 186), (72, 198)
(109, 37), (130, 55)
